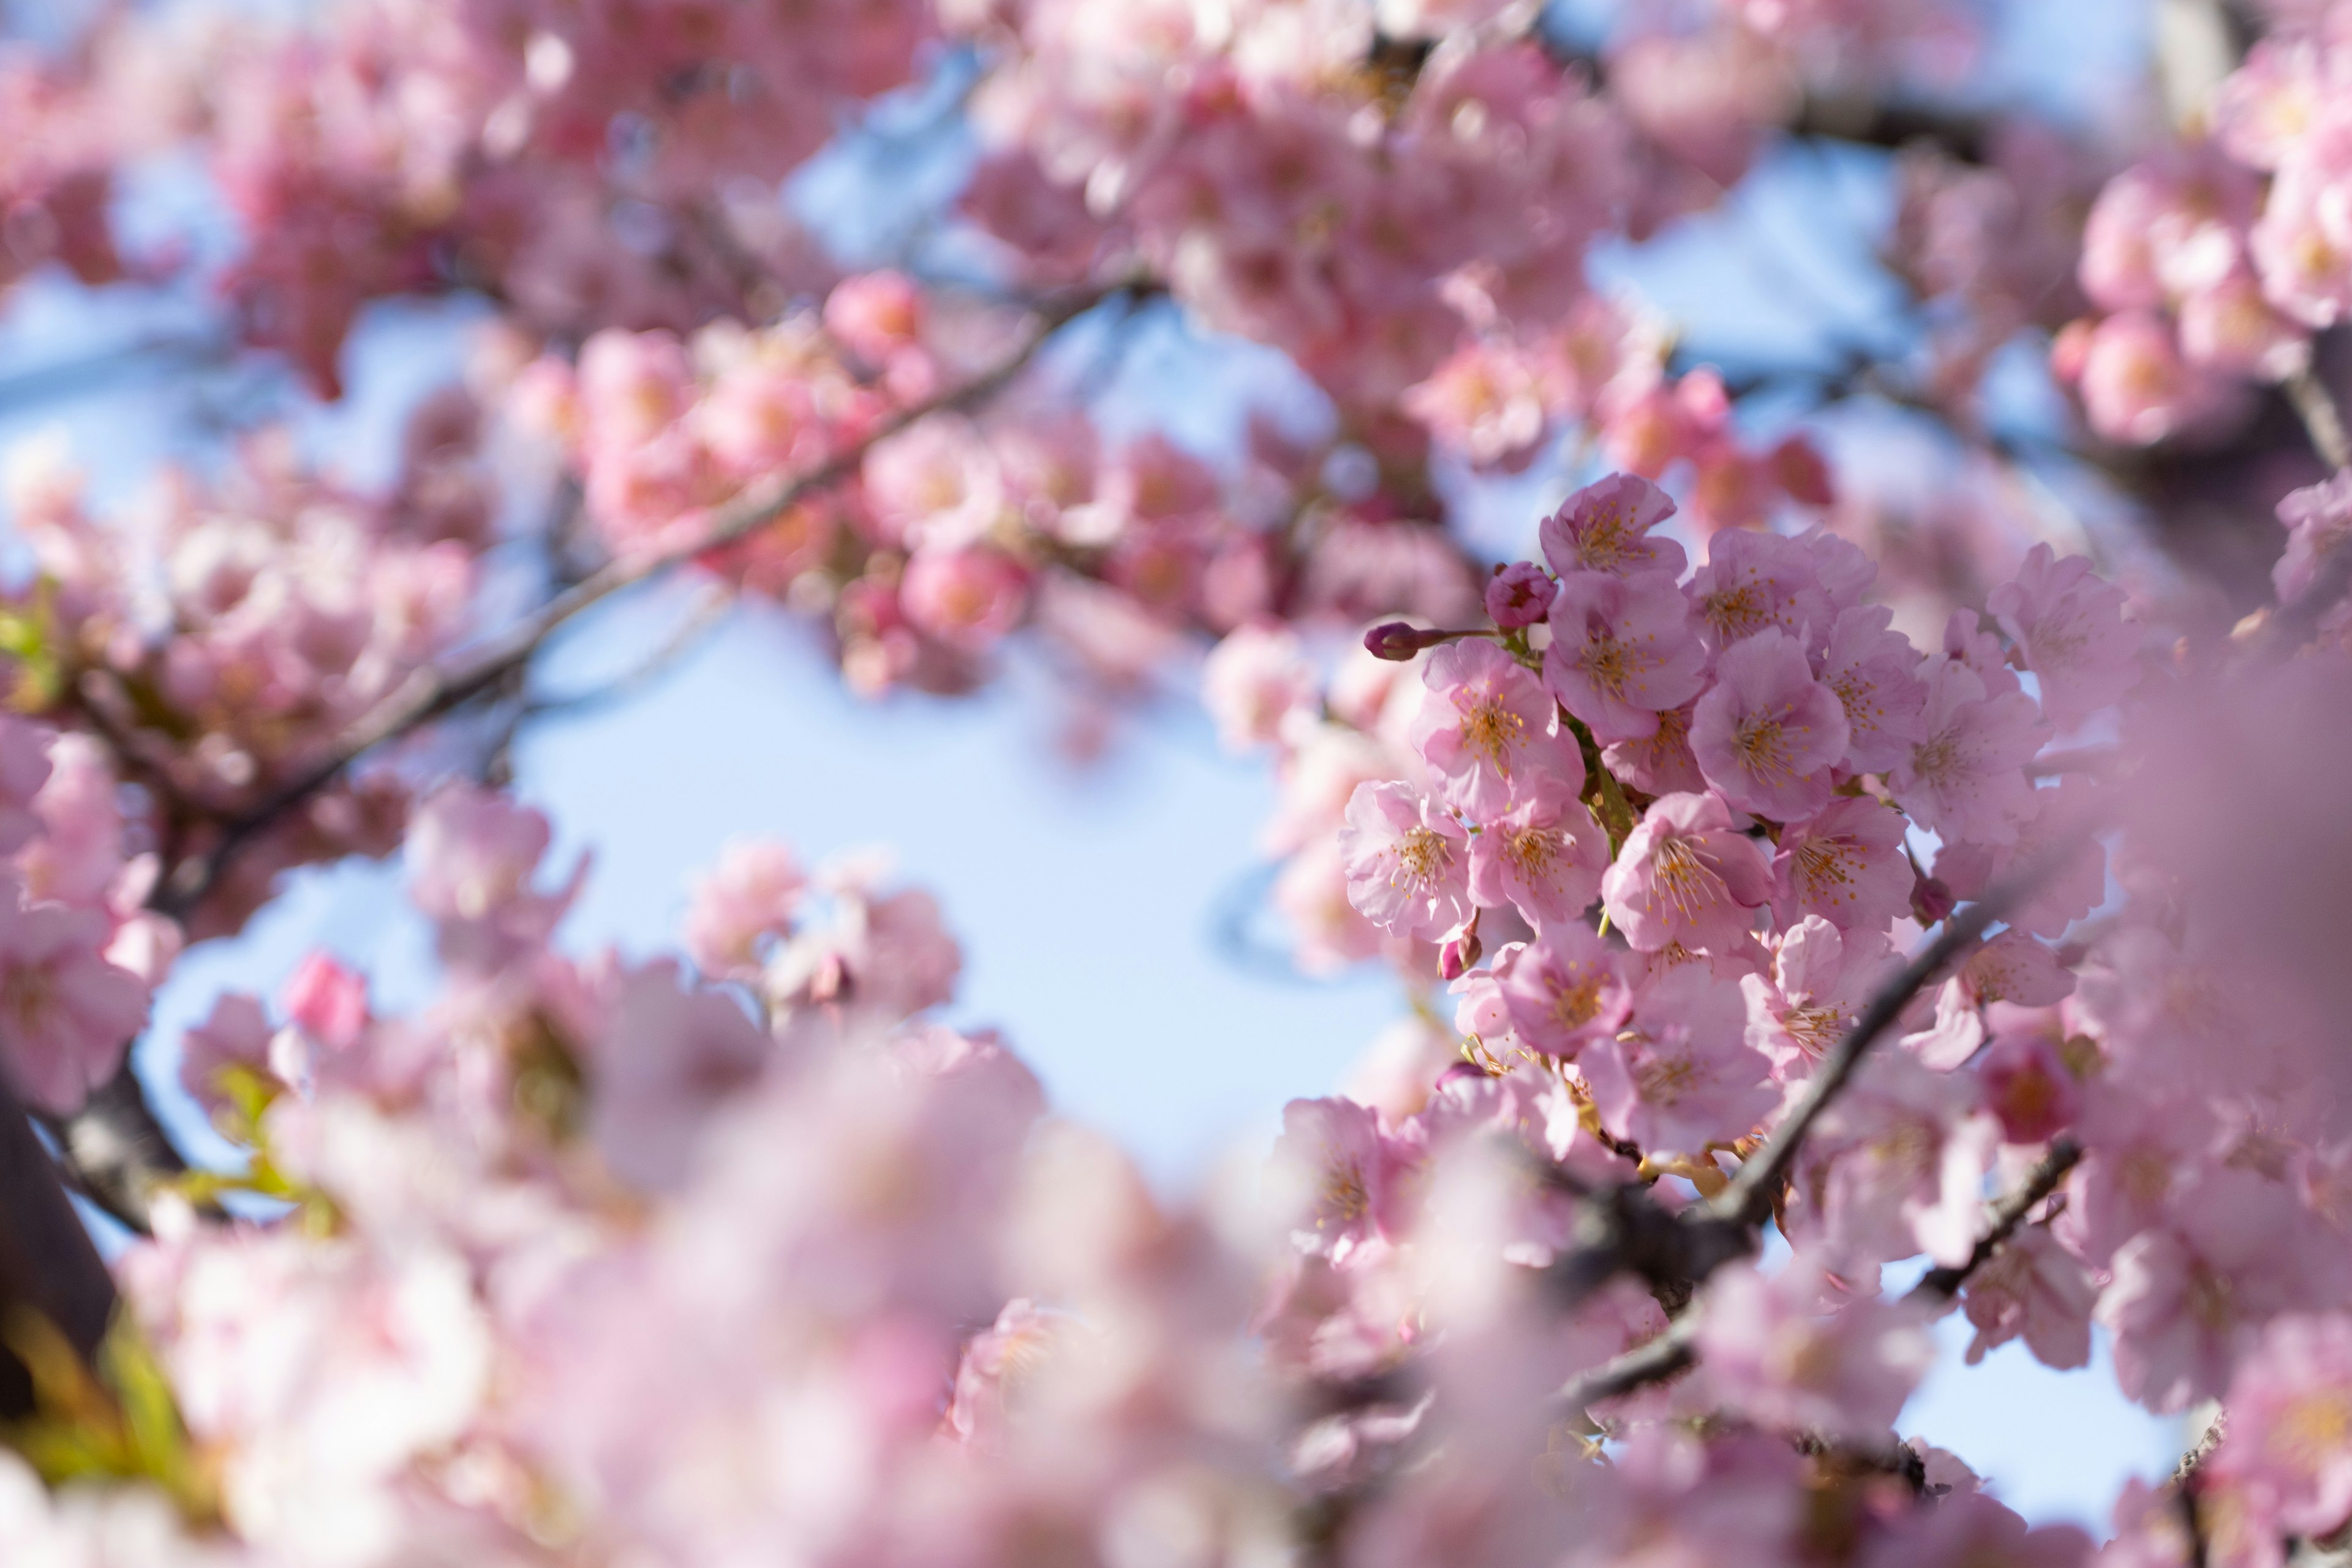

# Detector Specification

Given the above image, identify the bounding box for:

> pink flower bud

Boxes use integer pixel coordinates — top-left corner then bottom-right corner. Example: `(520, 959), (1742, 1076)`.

(1483, 562), (1557, 630)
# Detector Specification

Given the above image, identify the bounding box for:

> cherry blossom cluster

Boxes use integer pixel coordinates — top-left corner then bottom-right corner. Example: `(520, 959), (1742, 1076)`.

(0, 46), (124, 303)
(82, 0), (933, 392)
(1260, 469), (2352, 1559)
(2054, 12), (2352, 447)
(0, 395), (499, 1037)
(515, 274), (1490, 701)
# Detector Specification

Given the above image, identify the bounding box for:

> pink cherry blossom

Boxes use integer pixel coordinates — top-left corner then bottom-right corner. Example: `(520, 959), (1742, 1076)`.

(1580, 961), (1774, 1154)
(1795, 1050), (2000, 1268)
(1412, 638), (1580, 820)
(1494, 921), (1636, 1059)
(1686, 529), (1833, 654)
(1956, 1223), (2096, 1370)
(1602, 701), (1708, 796)
(1537, 472), (1689, 582)
(1482, 562), (1556, 630)
(0, 887), (146, 1114)
(280, 952), (368, 1056)
(1740, 916), (1898, 1077)
(899, 544), (1029, 653)
(1689, 630), (1850, 821)
(1543, 571), (1709, 744)
(1694, 1258), (1934, 1442)
(0, 716), (54, 855)
(684, 839), (807, 981)
(1986, 544), (2140, 731)
(1814, 605), (1928, 774)
(2098, 1169), (2346, 1412)
(1201, 624), (1316, 753)
(1770, 796), (1913, 933)
(1340, 782), (1472, 940)
(1269, 1095), (1414, 1264)
(2207, 1312), (2352, 1543)
(1889, 657), (2048, 846)
(1599, 791), (1773, 954)
(2272, 469), (2352, 606)
(1466, 783), (1608, 927)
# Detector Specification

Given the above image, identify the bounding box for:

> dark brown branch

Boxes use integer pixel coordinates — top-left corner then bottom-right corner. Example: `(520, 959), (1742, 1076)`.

(41, 1065), (212, 1237)
(0, 1078), (116, 1419)
(1905, 1137), (2082, 1304)
(1556, 1314), (1700, 1412)
(1709, 860), (2049, 1231)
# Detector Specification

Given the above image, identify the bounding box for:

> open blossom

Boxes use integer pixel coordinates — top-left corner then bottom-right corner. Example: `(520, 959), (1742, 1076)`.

(1544, 571), (1709, 744)
(1580, 962), (1773, 1154)
(407, 783), (554, 924)
(1688, 630), (1849, 821)
(2272, 469), (2352, 606)
(1537, 472), (1687, 581)
(1467, 782), (1608, 927)
(1694, 1259), (1934, 1442)
(899, 543), (1029, 652)
(1932, 778), (2108, 940)
(1890, 658), (2046, 846)
(1604, 701), (1706, 796)
(1599, 791), (1771, 954)
(1740, 916), (1898, 1077)
(1986, 545), (2139, 731)
(1796, 1051), (1999, 1268)
(0, 888), (147, 1114)
(1494, 921), (1635, 1058)
(1686, 529), (1838, 654)
(1340, 782), (1471, 940)
(2098, 1170), (2344, 1412)
(1770, 796), (1912, 933)
(587, 961), (773, 1191)
(1956, 1221), (2097, 1371)
(1411, 638), (1580, 820)
(1814, 605), (1928, 774)
(2207, 1313), (2352, 1543)
(684, 839), (807, 980)
(1906, 929), (2075, 1071)
(1269, 1096), (1415, 1263)
(1202, 624), (1316, 752)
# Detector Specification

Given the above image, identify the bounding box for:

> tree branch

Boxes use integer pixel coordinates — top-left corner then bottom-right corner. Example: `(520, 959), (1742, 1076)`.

(1904, 1136), (2083, 1304)
(46, 279), (1132, 1238)
(1708, 865), (2043, 1231)
(151, 277), (1125, 922)
(0, 1078), (116, 1419)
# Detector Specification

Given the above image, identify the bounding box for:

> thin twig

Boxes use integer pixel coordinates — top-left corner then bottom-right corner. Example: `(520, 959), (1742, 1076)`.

(1709, 873), (2035, 1229)
(151, 277), (1126, 921)
(1905, 1137), (2083, 1303)
(1556, 1314), (1700, 1412)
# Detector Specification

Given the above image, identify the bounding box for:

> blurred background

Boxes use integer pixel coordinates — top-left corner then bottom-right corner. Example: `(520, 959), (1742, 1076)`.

(0, 0), (2197, 1526)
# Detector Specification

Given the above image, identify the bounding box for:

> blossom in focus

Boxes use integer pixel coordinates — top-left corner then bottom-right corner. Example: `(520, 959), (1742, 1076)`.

(1537, 472), (1688, 582)
(1890, 657), (2046, 846)
(1412, 638), (1578, 820)
(1599, 791), (1771, 953)
(1340, 782), (1471, 940)
(1544, 571), (1709, 745)
(1770, 796), (1913, 934)
(1985, 544), (2139, 731)
(1687, 629), (1850, 821)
